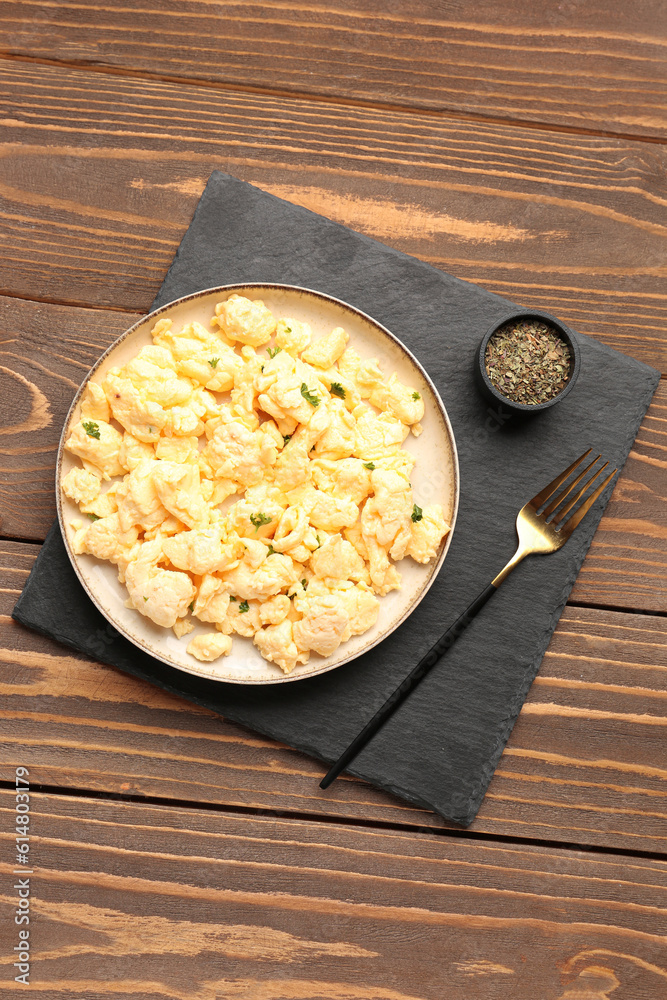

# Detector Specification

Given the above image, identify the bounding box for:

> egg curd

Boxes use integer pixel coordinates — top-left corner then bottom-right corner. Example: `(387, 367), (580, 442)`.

(62, 295), (450, 674)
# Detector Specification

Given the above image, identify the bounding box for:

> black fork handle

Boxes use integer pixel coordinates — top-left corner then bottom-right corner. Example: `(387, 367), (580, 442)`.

(319, 582), (498, 789)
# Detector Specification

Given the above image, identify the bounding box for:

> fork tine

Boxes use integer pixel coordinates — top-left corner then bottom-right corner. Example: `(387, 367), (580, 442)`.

(558, 467), (618, 535)
(530, 448), (592, 508)
(542, 454), (601, 517)
(551, 460), (608, 524)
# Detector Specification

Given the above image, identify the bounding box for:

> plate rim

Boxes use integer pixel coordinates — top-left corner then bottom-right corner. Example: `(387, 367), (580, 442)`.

(56, 282), (460, 685)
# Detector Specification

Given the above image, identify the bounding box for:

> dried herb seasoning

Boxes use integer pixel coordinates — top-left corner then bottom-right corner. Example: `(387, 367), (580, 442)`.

(485, 319), (572, 405)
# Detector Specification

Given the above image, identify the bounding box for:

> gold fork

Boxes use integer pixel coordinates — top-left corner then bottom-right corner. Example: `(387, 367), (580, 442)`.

(320, 449), (618, 789)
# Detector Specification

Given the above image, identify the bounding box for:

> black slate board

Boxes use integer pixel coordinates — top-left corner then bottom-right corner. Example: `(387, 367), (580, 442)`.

(13, 171), (659, 826)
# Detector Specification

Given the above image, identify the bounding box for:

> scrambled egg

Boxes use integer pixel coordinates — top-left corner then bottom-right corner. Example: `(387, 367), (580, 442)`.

(63, 294), (450, 672)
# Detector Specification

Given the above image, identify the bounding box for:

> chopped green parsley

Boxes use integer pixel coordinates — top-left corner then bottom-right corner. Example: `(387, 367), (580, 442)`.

(208, 357), (219, 368)
(267, 346), (282, 359)
(300, 383), (320, 407)
(188, 600), (195, 612)
(250, 512), (272, 531)
(86, 513), (101, 521)
(363, 461), (375, 470)
(82, 420), (100, 440)
(412, 391), (421, 400)
(238, 600), (250, 613)
(330, 382), (346, 399)
(411, 504), (423, 523)
(283, 434), (292, 446)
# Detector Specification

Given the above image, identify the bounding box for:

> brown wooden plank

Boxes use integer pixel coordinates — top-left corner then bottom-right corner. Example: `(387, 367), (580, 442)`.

(1, 1), (666, 139)
(2, 541), (665, 852)
(0, 789), (666, 997)
(0, 61), (665, 372)
(1, 296), (664, 612)
(0, 297), (140, 538)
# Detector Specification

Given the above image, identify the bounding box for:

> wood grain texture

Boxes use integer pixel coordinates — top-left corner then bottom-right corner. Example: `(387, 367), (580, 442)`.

(0, 61), (665, 373)
(0, 296), (139, 537)
(1, 295), (664, 612)
(2, 541), (665, 852)
(1, 1), (666, 138)
(0, 7), (665, 982)
(0, 789), (666, 998)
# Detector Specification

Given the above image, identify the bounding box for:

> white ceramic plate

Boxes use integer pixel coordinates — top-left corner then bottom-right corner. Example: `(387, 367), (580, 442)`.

(57, 284), (459, 684)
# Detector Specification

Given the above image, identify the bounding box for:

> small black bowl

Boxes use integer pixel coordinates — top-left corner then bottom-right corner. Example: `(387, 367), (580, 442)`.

(475, 309), (581, 416)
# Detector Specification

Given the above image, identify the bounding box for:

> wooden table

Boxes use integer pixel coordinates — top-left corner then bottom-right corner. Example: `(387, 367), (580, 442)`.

(1, 4), (666, 997)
